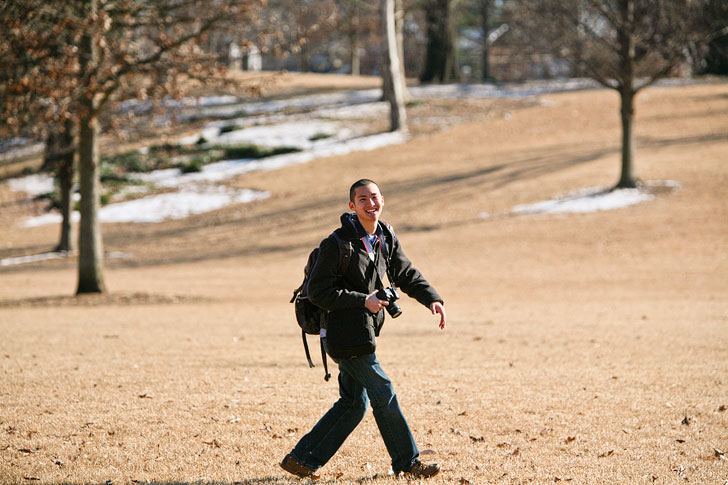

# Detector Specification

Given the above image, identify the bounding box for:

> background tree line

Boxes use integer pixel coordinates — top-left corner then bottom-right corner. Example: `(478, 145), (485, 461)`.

(1, 0), (726, 295)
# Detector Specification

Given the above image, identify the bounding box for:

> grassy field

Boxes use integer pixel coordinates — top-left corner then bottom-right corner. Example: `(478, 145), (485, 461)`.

(1, 76), (727, 484)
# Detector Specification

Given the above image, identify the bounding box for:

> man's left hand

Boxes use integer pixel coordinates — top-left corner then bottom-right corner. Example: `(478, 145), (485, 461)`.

(430, 301), (446, 330)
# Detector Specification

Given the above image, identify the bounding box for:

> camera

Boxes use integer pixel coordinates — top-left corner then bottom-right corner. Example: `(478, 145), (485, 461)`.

(376, 286), (402, 318)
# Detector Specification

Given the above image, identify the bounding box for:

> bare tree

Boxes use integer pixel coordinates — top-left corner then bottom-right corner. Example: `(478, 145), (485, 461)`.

(382, 0), (408, 131)
(480, 0), (492, 81)
(1, 1), (84, 253)
(382, 0), (411, 102)
(420, 0), (459, 83)
(509, 0), (722, 188)
(2, 0), (263, 294)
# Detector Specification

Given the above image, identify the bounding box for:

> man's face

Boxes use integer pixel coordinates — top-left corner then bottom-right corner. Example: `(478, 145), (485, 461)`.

(349, 183), (384, 225)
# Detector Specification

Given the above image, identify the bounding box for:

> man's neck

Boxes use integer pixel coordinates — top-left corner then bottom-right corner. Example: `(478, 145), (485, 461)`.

(359, 218), (377, 235)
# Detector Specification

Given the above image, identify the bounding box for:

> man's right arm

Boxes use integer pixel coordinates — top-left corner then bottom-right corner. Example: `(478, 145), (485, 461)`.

(307, 236), (368, 311)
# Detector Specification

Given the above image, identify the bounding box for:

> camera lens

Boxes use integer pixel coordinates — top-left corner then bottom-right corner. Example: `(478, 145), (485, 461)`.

(387, 302), (402, 318)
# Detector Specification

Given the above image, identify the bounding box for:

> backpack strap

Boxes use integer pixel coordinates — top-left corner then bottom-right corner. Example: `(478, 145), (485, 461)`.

(320, 339), (331, 381)
(302, 330), (315, 368)
(331, 231), (353, 277)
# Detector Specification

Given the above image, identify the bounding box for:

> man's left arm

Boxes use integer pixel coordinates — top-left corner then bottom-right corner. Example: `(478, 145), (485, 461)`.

(388, 234), (446, 329)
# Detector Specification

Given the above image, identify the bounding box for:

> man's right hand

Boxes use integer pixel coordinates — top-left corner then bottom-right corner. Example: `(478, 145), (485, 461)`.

(365, 291), (389, 314)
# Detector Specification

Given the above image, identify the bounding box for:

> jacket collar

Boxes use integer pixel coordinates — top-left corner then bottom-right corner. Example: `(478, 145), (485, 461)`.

(338, 212), (390, 257)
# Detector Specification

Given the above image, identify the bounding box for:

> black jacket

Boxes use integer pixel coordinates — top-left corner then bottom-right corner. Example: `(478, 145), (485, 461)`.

(308, 213), (443, 357)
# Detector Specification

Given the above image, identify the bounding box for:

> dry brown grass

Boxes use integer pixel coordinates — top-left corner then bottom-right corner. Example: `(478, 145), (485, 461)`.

(1, 78), (727, 484)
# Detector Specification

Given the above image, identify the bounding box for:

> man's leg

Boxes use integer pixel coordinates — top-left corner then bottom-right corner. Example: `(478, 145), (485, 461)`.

(288, 367), (369, 471)
(337, 353), (419, 474)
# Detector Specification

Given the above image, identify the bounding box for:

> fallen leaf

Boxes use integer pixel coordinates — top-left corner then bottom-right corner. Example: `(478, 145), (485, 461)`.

(18, 448), (33, 454)
(336, 472), (343, 479)
(715, 448), (726, 459)
(202, 439), (220, 447)
(676, 439), (685, 443)
(511, 448), (520, 456)
(540, 427), (553, 436)
(681, 416), (691, 425)
(138, 393), (152, 399)
(718, 405), (726, 412)
(459, 478), (470, 484)
(469, 435), (484, 442)
(598, 450), (614, 458)
(497, 442), (509, 448)
(458, 411), (468, 416)
(565, 436), (576, 444)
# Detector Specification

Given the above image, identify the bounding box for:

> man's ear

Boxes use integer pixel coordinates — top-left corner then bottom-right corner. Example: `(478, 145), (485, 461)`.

(348, 201), (356, 211)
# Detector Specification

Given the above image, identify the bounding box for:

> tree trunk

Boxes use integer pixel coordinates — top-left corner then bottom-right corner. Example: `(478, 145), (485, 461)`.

(77, 0), (106, 294)
(394, 0), (410, 101)
(56, 119), (75, 252)
(617, 89), (637, 188)
(42, 119), (75, 252)
(350, 4), (361, 76)
(382, 0), (409, 103)
(615, 0), (638, 189)
(481, 0), (491, 81)
(420, 0), (459, 83)
(381, 0), (408, 132)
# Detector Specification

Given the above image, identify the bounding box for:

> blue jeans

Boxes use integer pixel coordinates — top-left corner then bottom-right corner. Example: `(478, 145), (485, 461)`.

(291, 341), (419, 474)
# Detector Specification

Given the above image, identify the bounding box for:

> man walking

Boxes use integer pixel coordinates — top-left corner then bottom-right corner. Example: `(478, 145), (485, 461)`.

(280, 179), (447, 480)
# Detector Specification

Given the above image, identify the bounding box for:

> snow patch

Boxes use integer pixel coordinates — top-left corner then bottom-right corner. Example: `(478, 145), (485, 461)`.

(212, 120), (349, 149)
(1, 251), (66, 267)
(135, 131), (407, 189)
(7, 174), (55, 197)
(95, 187), (269, 223)
(13, 131), (406, 227)
(21, 187), (269, 227)
(484, 181), (680, 218)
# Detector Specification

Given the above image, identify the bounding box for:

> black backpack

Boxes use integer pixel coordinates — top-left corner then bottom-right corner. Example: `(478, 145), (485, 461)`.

(290, 232), (353, 381)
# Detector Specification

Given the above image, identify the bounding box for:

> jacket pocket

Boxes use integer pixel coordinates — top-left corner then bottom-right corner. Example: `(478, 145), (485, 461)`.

(326, 307), (376, 358)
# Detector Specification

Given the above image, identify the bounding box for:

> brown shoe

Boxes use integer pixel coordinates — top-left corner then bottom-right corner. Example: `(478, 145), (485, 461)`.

(404, 459), (440, 479)
(280, 453), (320, 480)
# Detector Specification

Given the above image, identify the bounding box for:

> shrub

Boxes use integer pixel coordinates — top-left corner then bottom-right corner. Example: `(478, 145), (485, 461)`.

(309, 133), (332, 141)
(218, 144), (301, 160)
(219, 124), (244, 134)
(179, 158), (203, 173)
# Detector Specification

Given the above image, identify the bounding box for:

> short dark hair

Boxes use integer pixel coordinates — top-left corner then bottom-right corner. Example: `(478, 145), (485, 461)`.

(349, 179), (379, 202)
